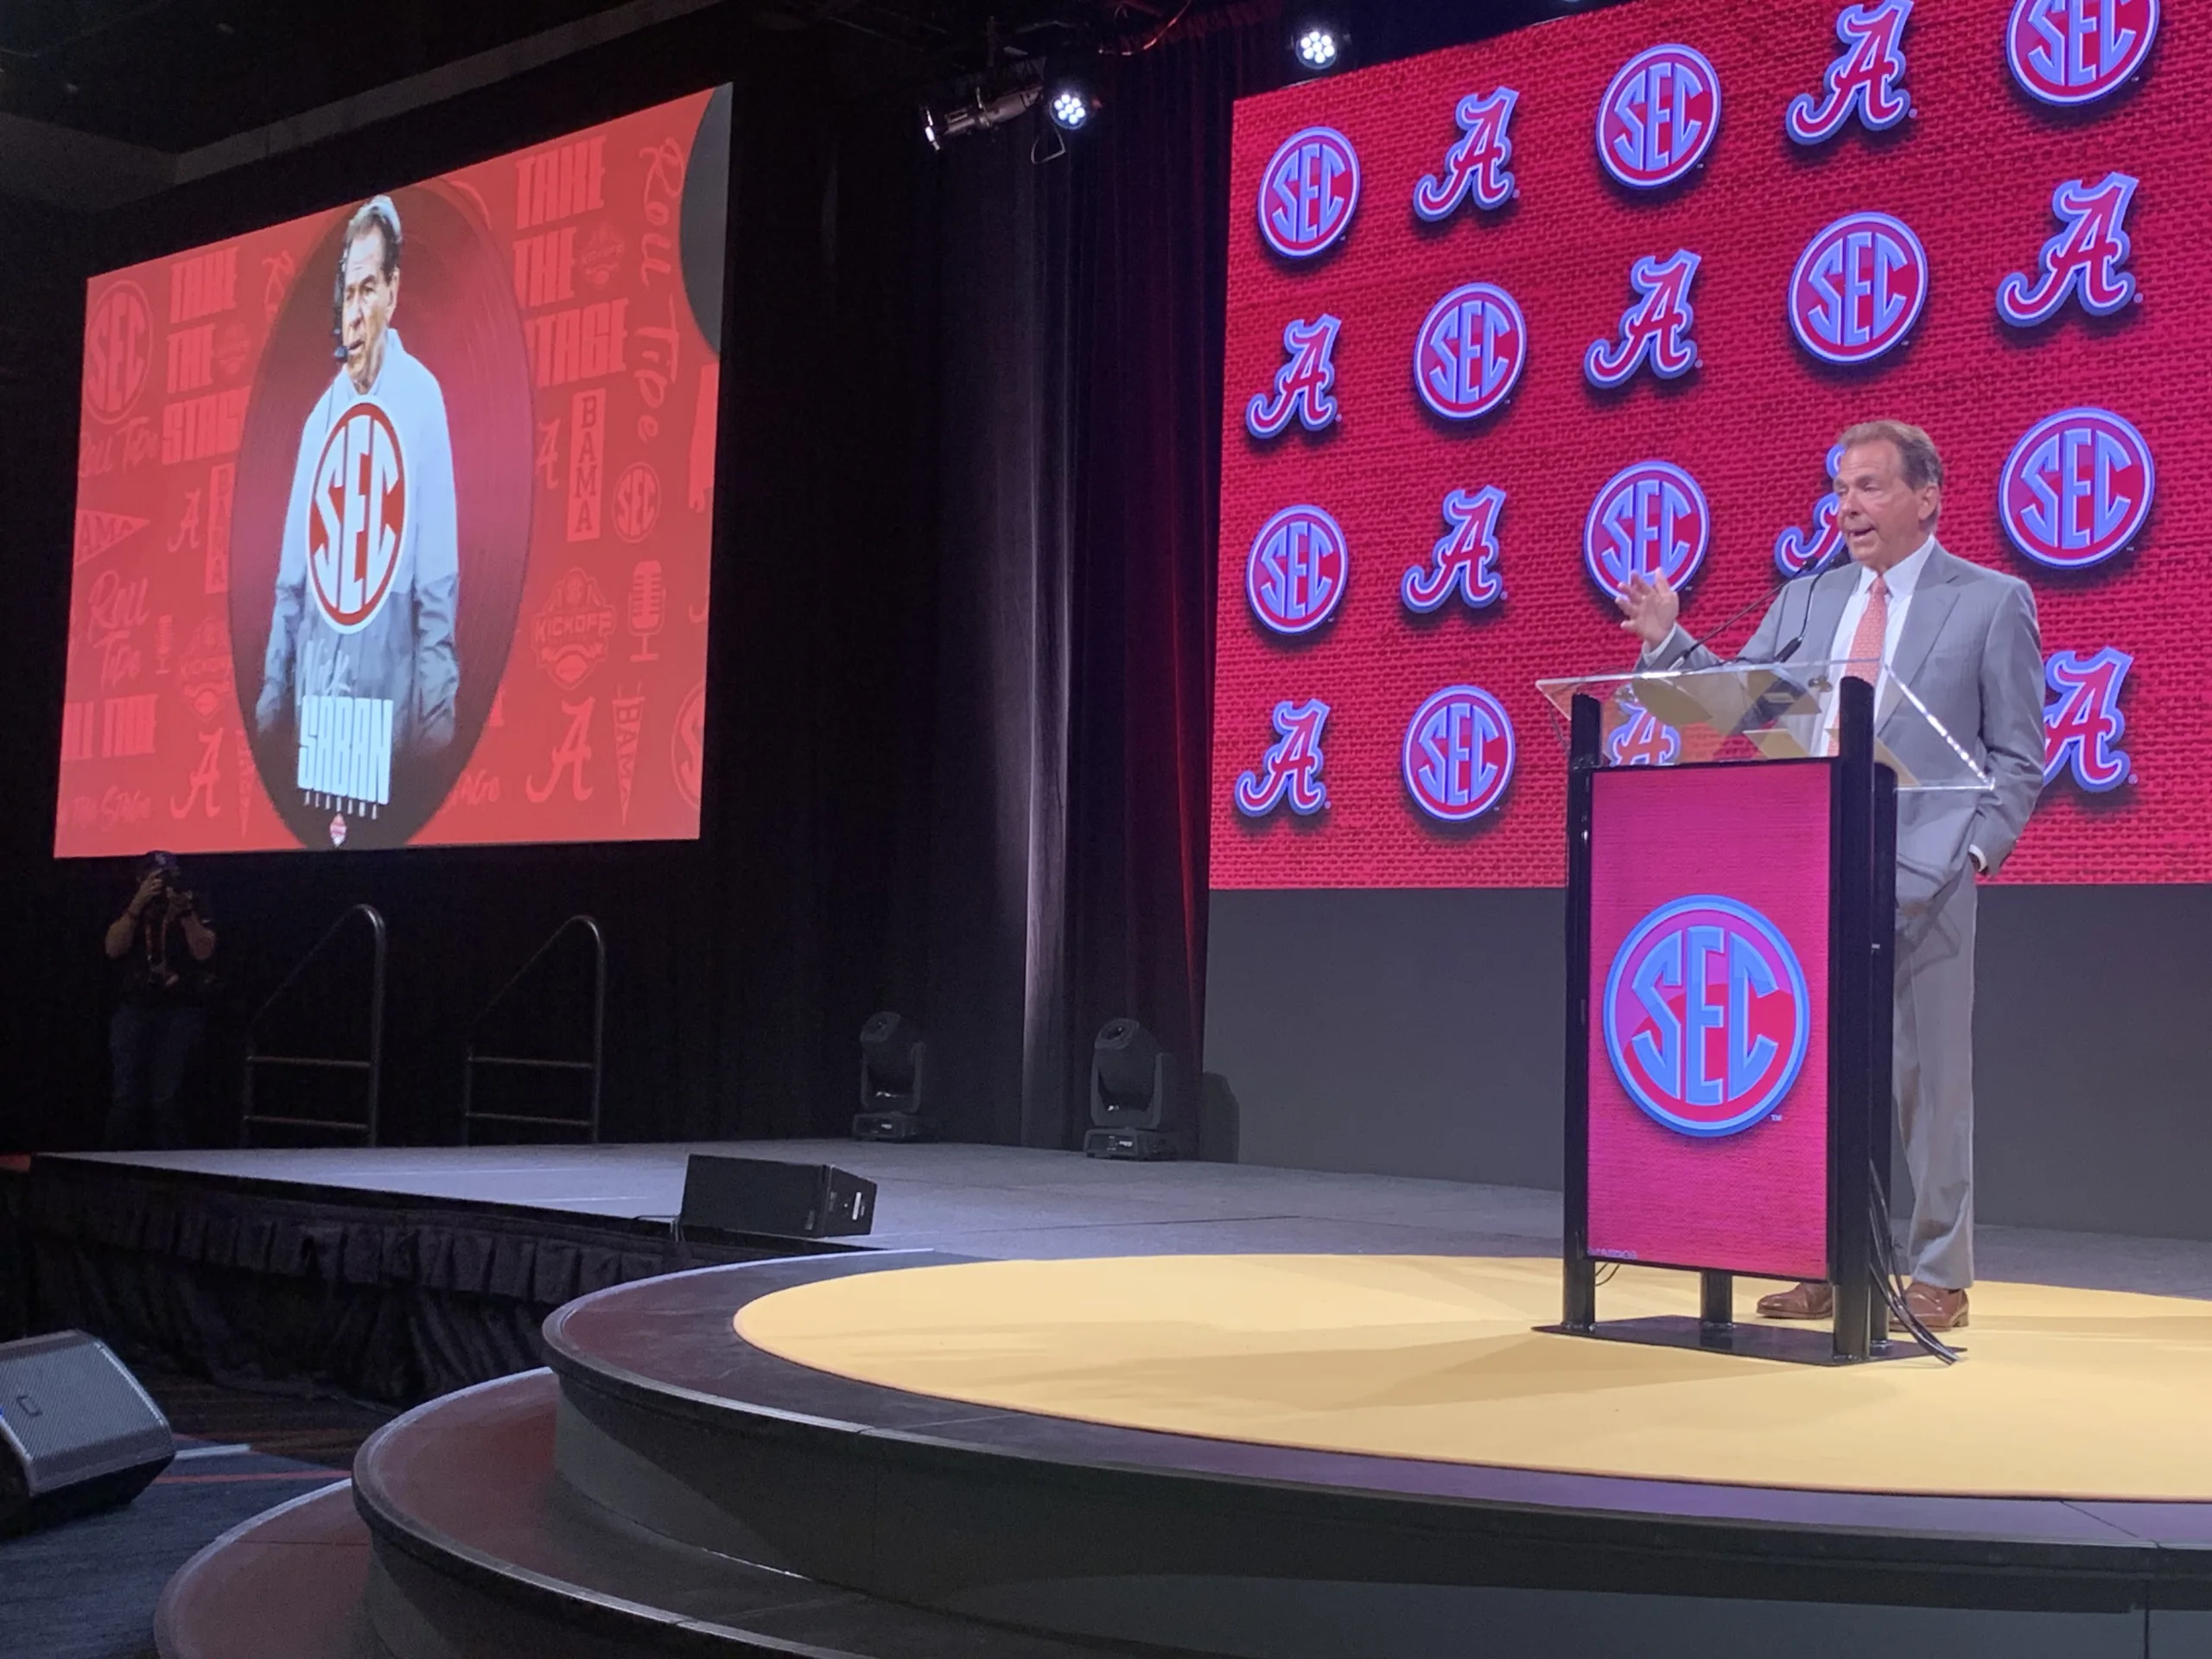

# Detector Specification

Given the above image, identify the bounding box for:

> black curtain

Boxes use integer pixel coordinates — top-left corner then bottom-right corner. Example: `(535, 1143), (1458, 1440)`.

(0, 5), (1282, 1158)
(1059, 15), (1285, 1144)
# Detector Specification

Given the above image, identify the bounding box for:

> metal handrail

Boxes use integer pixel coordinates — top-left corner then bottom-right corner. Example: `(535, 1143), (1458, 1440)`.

(241, 903), (386, 1147)
(461, 915), (605, 1145)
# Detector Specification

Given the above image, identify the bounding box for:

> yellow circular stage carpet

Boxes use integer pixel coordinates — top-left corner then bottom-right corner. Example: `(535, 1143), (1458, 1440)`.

(736, 1255), (2212, 1501)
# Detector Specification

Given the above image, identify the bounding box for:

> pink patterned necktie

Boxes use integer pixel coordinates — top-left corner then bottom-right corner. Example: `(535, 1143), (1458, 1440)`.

(1830, 573), (1889, 754)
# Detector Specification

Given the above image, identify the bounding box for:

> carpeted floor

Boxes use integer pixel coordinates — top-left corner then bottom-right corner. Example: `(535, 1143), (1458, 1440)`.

(0, 1368), (387, 1659)
(0, 1441), (345, 1659)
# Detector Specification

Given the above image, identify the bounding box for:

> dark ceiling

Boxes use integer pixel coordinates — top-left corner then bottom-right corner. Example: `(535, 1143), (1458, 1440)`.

(0, 0), (1576, 156)
(0, 0), (1243, 153)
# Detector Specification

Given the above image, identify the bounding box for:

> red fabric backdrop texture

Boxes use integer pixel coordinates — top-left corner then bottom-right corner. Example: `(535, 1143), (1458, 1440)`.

(1211, 0), (2196, 888)
(60, 87), (724, 855)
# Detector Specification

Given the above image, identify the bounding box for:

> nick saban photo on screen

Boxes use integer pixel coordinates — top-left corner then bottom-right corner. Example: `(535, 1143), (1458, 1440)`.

(254, 194), (460, 820)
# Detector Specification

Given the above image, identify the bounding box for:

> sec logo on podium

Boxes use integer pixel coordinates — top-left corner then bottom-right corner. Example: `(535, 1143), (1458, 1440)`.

(1603, 895), (1810, 1138)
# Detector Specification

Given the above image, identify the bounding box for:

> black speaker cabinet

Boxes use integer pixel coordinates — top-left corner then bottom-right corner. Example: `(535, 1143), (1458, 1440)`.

(679, 1155), (877, 1239)
(0, 1331), (175, 1534)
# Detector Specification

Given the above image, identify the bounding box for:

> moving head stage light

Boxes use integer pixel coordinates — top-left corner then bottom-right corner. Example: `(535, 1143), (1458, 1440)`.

(1085, 1017), (1185, 1161)
(853, 1011), (931, 1141)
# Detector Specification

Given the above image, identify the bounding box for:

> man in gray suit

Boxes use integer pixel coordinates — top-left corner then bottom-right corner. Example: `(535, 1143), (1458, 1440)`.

(1615, 420), (2044, 1331)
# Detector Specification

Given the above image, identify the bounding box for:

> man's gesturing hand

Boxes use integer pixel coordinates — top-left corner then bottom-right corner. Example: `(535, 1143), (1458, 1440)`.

(1614, 570), (1679, 651)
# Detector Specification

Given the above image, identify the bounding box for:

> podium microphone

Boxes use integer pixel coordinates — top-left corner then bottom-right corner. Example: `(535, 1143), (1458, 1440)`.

(1667, 540), (1850, 664)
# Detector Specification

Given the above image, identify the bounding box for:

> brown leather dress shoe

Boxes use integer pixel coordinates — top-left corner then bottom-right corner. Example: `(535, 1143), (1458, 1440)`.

(1903, 1281), (1968, 1331)
(1755, 1281), (1834, 1319)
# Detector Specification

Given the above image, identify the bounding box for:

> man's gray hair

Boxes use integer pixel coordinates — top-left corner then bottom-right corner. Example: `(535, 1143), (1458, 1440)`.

(344, 195), (403, 279)
(1836, 418), (1942, 489)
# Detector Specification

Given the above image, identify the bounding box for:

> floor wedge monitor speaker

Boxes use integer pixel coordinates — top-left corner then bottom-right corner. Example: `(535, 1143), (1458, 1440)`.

(679, 1155), (877, 1240)
(0, 1330), (175, 1534)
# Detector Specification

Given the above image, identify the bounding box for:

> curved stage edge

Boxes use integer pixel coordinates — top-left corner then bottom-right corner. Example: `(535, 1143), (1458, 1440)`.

(539, 1252), (2212, 1659)
(153, 1249), (2212, 1658)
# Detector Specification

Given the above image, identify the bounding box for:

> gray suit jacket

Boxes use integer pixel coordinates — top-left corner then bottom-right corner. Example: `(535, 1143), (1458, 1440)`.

(1644, 543), (2044, 918)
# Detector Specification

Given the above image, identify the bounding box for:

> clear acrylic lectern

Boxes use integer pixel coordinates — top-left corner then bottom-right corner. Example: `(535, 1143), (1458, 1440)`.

(1531, 662), (1991, 1364)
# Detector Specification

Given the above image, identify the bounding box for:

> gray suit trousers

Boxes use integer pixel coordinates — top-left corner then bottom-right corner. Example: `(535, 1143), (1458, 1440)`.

(1894, 864), (1976, 1289)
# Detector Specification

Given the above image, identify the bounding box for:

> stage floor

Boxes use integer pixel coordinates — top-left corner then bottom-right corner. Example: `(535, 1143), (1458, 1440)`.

(739, 1252), (2212, 1501)
(48, 1138), (2212, 1297)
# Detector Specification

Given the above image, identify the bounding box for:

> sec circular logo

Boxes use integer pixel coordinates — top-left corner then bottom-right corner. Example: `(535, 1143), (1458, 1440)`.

(307, 402), (408, 634)
(1259, 126), (1361, 259)
(1999, 407), (2155, 570)
(82, 281), (152, 424)
(1402, 685), (1516, 823)
(1584, 461), (1708, 596)
(613, 461), (661, 543)
(1597, 44), (1722, 189)
(1247, 505), (1348, 635)
(1789, 212), (1928, 365)
(1605, 895), (1809, 1138)
(673, 679), (706, 810)
(1413, 282), (1527, 421)
(2007, 0), (2158, 106)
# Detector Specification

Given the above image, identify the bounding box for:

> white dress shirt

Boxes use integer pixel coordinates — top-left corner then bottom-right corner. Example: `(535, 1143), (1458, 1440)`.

(1816, 535), (1984, 871)
(1817, 534), (1936, 753)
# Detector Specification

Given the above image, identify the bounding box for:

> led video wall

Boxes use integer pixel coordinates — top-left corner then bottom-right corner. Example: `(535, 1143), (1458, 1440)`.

(60, 86), (728, 854)
(1212, 0), (2190, 887)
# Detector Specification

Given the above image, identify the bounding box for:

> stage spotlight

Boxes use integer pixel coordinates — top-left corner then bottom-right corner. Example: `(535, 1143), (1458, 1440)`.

(1084, 1017), (1184, 1161)
(921, 60), (1044, 150)
(1292, 22), (1344, 75)
(1047, 85), (1096, 132)
(853, 1011), (931, 1141)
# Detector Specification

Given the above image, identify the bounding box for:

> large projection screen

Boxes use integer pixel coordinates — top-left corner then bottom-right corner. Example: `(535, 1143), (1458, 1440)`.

(1212, 1), (2188, 891)
(61, 86), (729, 855)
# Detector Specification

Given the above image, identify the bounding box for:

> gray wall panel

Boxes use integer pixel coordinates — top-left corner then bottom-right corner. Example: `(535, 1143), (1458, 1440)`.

(1205, 886), (2212, 1240)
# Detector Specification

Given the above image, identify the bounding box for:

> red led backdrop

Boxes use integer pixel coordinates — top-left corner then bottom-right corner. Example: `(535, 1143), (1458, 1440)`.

(60, 86), (728, 855)
(1212, 0), (2198, 889)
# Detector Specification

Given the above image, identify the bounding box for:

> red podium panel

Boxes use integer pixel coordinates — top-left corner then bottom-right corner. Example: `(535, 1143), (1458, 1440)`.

(1586, 762), (1831, 1283)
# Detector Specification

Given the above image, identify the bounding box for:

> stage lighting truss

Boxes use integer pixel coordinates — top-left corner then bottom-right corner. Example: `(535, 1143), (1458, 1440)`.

(922, 57), (1045, 150)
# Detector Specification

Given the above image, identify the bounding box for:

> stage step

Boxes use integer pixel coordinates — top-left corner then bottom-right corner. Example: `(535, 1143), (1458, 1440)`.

(156, 1480), (374, 1659)
(162, 1365), (1147, 1659)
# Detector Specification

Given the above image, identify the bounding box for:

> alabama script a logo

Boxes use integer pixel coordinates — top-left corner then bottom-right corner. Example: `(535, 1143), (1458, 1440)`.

(1414, 89), (1517, 221)
(1786, 1), (1913, 144)
(2044, 647), (2132, 791)
(1606, 691), (1682, 767)
(1235, 698), (1331, 817)
(1586, 251), (1700, 388)
(1997, 173), (2139, 327)
(1245, 315), (1341, 439)
(1403, 486), (1505, 613)
(1775, 444), (1847, 575)
(1605, 896), (1810, 1138)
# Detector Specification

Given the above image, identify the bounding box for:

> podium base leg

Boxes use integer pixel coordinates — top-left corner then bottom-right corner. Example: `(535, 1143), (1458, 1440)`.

(1536, 1316), (1924, 1367)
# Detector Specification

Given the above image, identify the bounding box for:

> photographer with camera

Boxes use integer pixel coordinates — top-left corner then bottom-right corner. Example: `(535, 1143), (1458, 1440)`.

(103, 851), (218, 1149)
